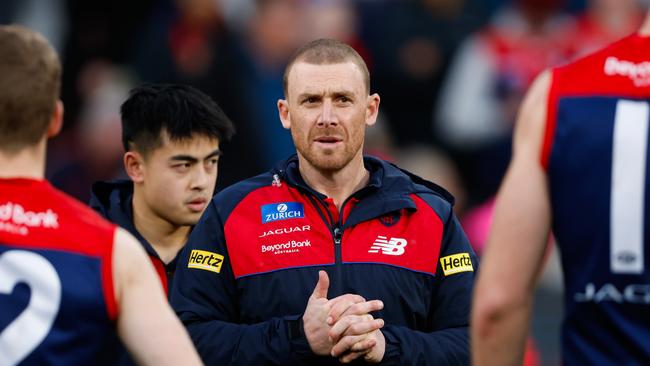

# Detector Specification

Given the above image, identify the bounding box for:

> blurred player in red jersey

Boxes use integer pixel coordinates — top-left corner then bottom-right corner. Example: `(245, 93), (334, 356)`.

(473, 8), (650, 366)
(0, 25), (202, 365)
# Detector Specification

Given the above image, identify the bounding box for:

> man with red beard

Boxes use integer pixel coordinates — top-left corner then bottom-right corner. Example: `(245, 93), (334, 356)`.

(171, 39), (477, 365)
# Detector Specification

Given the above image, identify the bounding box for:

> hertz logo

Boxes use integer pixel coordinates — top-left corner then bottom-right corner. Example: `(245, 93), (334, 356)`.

(440, 253), (473, 276)
(188, 250), (224, 273)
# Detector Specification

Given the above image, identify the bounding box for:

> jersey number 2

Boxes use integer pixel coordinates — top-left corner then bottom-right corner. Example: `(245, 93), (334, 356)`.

(0, 250), (62, 365)
(611, 100), (650, 274)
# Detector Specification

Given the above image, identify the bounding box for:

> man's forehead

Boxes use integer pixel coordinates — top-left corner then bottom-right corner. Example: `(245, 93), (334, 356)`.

(288, 61), (366, 92)
(159, 131), (219, 145)
(154, 132), (220, 155)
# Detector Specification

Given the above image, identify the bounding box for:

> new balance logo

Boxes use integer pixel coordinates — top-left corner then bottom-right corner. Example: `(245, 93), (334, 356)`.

(368, 236), (407, 256)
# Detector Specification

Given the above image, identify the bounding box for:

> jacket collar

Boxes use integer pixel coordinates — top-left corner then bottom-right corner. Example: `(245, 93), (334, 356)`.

(89, 180), (166, 261)
(270, 154), (451, 227)
(273, 154), (384, 193)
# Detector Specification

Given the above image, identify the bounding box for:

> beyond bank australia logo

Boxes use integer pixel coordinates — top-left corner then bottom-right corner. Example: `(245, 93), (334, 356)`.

(261, 202), (305, 223)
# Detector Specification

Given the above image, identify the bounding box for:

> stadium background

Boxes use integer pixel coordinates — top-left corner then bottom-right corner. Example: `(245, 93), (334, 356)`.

(2, 0), (644, 364)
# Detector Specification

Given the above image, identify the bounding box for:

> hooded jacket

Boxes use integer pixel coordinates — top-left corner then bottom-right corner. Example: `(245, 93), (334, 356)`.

(171, 155), (478, 365)
(89, 180), (179, 293)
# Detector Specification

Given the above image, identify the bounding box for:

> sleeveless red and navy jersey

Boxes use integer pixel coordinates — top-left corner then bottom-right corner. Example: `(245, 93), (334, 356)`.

(0, 178), (118, 365)
(171, 155), (477, 365)
(542, 34), (650, 365)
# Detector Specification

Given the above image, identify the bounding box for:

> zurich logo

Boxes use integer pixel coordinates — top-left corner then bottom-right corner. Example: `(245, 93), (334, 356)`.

(261, 202), (305, 224)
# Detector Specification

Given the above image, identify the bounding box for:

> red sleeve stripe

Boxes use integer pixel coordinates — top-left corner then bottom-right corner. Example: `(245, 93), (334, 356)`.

(101, 227), (118, 321)
(541, 69), (559, 170)
(151, 257), (169, 294)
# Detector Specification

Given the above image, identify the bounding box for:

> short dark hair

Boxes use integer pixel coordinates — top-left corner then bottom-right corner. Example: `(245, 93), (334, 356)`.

(283, 38), (370, 97)
(0, 25), (61, 153)
(120, 83), (235, 156)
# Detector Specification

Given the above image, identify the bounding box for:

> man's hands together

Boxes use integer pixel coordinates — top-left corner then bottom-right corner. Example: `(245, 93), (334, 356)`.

(303, 271), (386, 363)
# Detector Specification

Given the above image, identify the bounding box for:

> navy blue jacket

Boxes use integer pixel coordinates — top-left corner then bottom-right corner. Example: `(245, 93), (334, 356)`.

(171, 155), (478, 365)
(89, 180), (179, 292)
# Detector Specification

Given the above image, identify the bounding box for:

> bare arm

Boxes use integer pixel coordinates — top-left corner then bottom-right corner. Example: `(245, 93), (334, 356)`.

(112, 228), (202, 366)
(471, 70), (553, 366)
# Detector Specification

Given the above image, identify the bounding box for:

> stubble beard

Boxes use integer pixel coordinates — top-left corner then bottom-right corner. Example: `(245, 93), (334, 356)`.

(307, 149), (350, 172)
(293, 123), (365, 173)
(297, 139), (362, 173)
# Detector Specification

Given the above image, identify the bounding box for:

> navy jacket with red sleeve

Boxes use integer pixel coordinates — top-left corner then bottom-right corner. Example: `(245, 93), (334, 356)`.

(170, 155), (478, 365)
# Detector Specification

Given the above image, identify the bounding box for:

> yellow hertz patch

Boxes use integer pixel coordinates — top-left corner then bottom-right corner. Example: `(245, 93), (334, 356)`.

(188, 250), (224, 273)
(440, 253), (474, 276)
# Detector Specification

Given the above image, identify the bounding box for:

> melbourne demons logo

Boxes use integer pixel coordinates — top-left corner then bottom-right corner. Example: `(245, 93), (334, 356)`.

(378, 211), (401, 227)
(368, 236), (407, 256)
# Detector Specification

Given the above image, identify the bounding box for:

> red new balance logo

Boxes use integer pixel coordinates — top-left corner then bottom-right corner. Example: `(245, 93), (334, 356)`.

(368, 236), (407, 256)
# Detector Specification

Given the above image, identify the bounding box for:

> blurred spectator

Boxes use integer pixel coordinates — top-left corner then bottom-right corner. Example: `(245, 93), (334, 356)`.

(132, 0), (233, 82)
(232, 0), (306, 169)
(129, 0), (262, 188)
(395, 145), (467, 215)
(0, 0), (67, 52)
(461, 196), (495, 255)
(48, 62), (133, 202)
(364, 111), (397, 162)
(60, 0), (155, 132)
(359, 0), (478, 147)
(435, 0), (574, 204)
(217, 0), (256, 32)
(568, 0), (644, 59)
(303, 0), (360, 45)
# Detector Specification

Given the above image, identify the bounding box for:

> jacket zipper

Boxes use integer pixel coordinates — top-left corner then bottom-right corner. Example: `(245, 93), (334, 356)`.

(304, 194), (338, 258)
(333, 225), (342, 263)
(292, 178), (370, 295)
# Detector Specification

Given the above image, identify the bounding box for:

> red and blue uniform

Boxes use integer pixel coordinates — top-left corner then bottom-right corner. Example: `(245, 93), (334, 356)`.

(543, 33), (650, 365)
(170, 155), (477, 365)
(0, 178), (118, 365)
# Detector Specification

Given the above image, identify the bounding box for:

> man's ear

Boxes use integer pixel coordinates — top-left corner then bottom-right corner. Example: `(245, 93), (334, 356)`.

(47, 100), (64, 138)
(124, 151), (145, 183)
(364, 93), (381, 127)
(278, 99), (291, 130)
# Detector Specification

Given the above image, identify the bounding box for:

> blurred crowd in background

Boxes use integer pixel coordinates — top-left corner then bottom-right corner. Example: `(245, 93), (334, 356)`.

(2, 0), (646, 364)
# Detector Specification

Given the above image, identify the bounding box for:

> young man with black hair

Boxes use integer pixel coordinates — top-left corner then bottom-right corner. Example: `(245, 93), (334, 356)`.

(90, 83), (235, 293)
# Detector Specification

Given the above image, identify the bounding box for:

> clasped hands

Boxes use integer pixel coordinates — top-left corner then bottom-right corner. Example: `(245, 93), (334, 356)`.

(303, 270), (386, 363)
